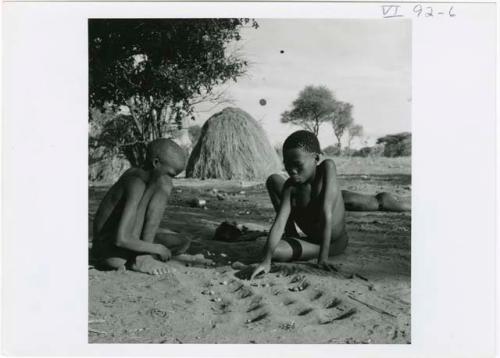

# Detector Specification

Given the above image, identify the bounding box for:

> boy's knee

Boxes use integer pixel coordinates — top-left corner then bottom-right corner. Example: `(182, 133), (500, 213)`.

(266, 174), (284, 191)
(272, 250), (289, 262)
(155, 176), (173, 195)
(177, 237), (191, 254)
(375, 192), (392, 208)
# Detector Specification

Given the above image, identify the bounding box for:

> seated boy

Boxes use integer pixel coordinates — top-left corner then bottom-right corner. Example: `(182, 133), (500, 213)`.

(251, 130), (409, 279)
(91, 138), (191, 275)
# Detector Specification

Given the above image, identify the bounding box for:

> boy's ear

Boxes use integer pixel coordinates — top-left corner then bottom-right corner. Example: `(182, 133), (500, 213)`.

(152, 158), (160, 168)
(314, 153), (321, 162)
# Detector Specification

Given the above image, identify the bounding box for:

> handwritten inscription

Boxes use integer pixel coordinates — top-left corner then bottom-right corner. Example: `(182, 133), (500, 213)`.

(382, 4), (456, 18)
(382, 5), (403, 18)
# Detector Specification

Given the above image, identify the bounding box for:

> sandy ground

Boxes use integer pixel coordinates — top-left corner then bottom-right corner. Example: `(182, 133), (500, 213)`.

(89, 158), (411, 344)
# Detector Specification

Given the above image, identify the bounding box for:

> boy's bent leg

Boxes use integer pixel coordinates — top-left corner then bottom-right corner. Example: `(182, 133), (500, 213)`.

(272, 231), (348, 262)
(140, 181), (171, 243)
(375, 192), (411, 212)
(328, 230), (349, 256)
(271, 237), (321, 262)
(92, 238), (132, 271)
(94, 239), (169, 275)
(341, 190), (379, 211)
(154, 232), (191, 255)
(266, 174), (298, 236)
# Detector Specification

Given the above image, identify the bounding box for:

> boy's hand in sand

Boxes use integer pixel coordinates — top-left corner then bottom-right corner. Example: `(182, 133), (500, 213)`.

(316, 260), (337, 273)
(156, 245), (172, 261)
(250, 261), (271, 280)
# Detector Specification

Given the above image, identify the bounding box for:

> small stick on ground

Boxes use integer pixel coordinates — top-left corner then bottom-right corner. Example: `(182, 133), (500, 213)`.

(348, 295), (397, 318)
(89, 328), (107, 335)
(89, 319), (106, 324)
(354, 273), (369, 281)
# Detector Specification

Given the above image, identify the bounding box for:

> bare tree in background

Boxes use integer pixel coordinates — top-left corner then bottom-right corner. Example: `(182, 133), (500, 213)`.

(331, 102), (354, 150)
(347, 123), (364, 149)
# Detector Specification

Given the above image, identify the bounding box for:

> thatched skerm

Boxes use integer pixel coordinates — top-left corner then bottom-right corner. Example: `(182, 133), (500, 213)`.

(186, 107), (281, 180)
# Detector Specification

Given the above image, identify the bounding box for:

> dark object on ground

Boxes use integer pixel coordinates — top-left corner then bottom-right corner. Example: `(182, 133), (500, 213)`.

(213, 221), (264, 242)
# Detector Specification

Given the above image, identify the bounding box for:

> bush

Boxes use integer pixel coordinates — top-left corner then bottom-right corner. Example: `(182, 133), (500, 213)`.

(323, 145), (341, 156)
(352, 144), (384, 157)
(341, 148), (356, 157)
(377, 132), (411, 157)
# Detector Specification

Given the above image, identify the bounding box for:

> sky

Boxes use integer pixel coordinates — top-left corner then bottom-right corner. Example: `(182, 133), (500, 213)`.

(193, 19), (411, 149)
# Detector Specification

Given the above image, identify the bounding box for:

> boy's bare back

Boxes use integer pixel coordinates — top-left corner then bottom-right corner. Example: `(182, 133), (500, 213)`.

(93, 168), (156, 244)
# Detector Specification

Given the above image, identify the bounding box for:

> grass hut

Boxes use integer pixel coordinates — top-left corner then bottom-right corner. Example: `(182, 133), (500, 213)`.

(186, 107), (281, 180)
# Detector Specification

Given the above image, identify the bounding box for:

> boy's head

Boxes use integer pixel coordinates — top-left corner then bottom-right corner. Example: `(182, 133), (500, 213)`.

(282, 130), (321, 184)
(147, 138), (186, 177)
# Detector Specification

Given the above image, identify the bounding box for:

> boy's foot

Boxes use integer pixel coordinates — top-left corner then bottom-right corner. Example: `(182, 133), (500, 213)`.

(132, 255), (169, 275)
(174, 253), (214, 266)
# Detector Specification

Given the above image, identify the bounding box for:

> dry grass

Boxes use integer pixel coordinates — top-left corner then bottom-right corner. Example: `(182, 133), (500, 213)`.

(329, 156), (411, 176)
(186, 107), (281, 180)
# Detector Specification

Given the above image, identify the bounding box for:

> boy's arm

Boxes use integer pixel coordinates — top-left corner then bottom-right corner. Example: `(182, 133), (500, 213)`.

(262, 184), (293, 262)
(318, 160), (340, 264)
(115, 178), (166, 258)
(251, 185), (292, 279)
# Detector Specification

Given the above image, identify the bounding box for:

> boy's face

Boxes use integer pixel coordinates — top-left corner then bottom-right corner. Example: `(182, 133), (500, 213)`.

(283, 148), (319, 184)
(152, 157), (185, 178)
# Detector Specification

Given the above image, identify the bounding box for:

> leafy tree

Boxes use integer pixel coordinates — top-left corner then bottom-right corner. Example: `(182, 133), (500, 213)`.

(331, 101), (354, 150)
(347, 123), (364, 149)
(280, 86), (337, 136)
(376, 132), (411, 157)
(89, 18), (258, 166)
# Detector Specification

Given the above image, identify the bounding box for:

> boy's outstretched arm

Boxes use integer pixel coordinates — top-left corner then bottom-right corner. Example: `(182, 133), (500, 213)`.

(115, 178), (170, 260)
(318, 160), (340, 265)
(251, 185), (292, 279)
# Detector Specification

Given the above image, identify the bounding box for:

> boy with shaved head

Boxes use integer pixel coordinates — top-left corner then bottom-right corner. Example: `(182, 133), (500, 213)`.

(92, 138), (190, 275)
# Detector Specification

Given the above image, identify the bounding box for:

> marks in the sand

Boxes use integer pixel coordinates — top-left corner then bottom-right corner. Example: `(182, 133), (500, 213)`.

(247, 303), (264, 313)
(320, 308), (357, 324)
(326, 297), (341, 309)
(239, 287), (254, 299)
(312, 291), (324, 301)
(149, 308), (168, 318)
(246, 312), (269, 324)
(297, 307), (314, 316)
(200, 264), (399, 334)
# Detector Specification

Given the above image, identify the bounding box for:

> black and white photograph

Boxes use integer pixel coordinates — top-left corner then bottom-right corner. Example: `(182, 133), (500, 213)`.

(88, 18), (412, 344)
(2, 0), (497, 355)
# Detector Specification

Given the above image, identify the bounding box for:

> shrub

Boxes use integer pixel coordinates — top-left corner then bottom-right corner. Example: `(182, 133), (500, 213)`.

(352, 144), (384, 157)
(377, 132), (411, 157)
(323, 145), (341, 156)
